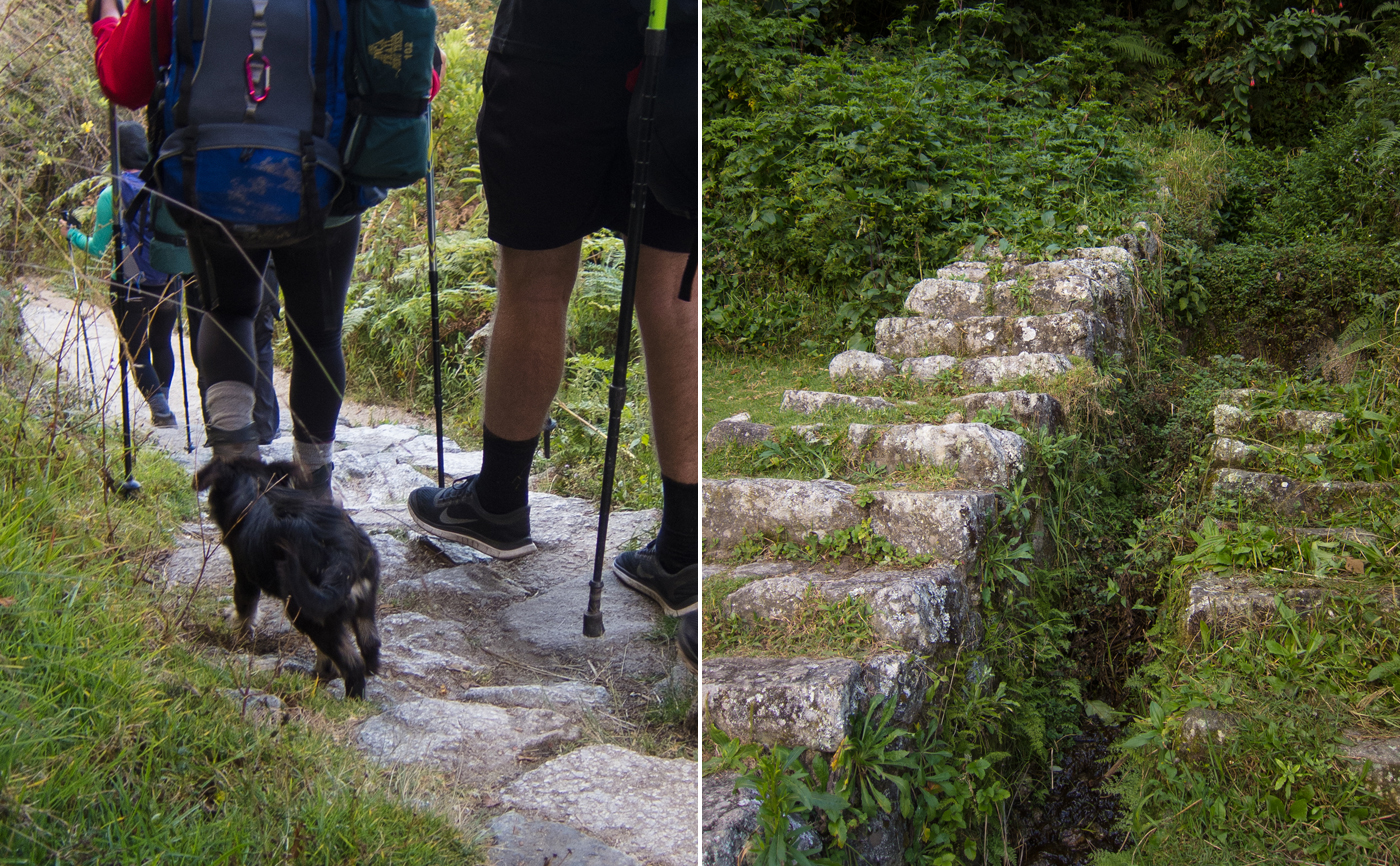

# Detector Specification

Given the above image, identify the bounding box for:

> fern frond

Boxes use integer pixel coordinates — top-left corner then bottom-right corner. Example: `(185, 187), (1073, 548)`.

(1108, 34), (1175, 68)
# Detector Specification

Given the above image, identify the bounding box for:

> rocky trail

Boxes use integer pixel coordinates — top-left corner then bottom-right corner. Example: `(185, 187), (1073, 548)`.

(19, 281), (698, 866)
(698, 238), (1400, 863)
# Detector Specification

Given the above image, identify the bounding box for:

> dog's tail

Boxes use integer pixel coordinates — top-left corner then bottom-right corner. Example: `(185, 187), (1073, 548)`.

(275, 539), (348, 622)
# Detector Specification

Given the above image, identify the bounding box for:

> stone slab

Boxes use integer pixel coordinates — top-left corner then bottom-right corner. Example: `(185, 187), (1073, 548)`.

(1185, 575), (1325, 637)
(848, 422), (1027, 486)
(1339, 737), (1400, 810)
(1212, 469), (1391, 516)
(900, 355), (959, 380)
(704, 656), (863, 751)
(951, 390), (1064, 432)
(959, 353), (1074, 386)
(865, 489), (996, 569)
(355, 698), (580, 789)
(702, 478), (863, 547)
(828, 350), (897, 382)
(781, 390), (896, 414)
(501, 745), (698, 866)
(490, 812), (643, 866)
(1213, 405), (1344, 438)
(876, 311), (1104, 360)
(720, 565), (972, 653)
(706, 414), (775, 451)
(703, 772), (759, 866)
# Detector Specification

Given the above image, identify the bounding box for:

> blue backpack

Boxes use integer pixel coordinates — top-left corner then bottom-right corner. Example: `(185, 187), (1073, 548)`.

(117, 172), (172, 286)
(151, 0), (436, 248)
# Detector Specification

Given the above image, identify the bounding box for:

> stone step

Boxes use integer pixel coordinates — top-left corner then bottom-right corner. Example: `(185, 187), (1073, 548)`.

(1340, 737), (1400, 810)
(703, 478), (996, 566)
(876, 310), (1108, 361)
(1213, 519), (1382, 548)
(949, 390), (1064, 433)
(1185, 574), (1326, 638)
(704, 413), (775, 451)
(702, 653), (928, 751)
(1211, 468), (1392, 516)
(905, 256), (1129, 325)
(718, 564), (975, 653)
(781, 389), (897, 415)
(1208, 436), (1325, 472)
(829, 349), (1074, 387)
(1175, 711), (1400, 810)
(848, 422), (1027, 487)
(1213, 404), (1344, 438)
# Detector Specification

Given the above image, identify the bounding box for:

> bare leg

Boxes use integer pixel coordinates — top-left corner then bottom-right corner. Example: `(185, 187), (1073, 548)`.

(634, 246), (699, 485)
(481, 242), (582, 439)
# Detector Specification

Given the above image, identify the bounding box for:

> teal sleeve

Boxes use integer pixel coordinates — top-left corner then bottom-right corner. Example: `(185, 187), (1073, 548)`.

(71, 187), (115, 257)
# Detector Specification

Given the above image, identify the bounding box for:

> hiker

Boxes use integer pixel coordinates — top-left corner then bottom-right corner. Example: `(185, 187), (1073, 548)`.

(59, 120), (180, 429)
(405, 0), (700, 667)
(186, 263), (282, 446)
(83, 0), (439, 501)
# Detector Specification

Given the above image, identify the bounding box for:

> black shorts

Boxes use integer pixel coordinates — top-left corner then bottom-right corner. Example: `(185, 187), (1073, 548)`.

(476, 51), (694, 253)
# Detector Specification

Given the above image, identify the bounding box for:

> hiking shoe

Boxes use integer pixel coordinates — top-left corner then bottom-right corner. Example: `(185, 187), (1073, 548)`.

(677, 610), (697, 674)
(612, 541), (697, 616)
(408, 474), (536, 560)
(296, 463), (343, 507)
(147, 391), (177, 428)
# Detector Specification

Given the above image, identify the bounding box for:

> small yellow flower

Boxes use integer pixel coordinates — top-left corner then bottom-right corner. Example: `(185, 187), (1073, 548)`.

(80, 121), (94, 134)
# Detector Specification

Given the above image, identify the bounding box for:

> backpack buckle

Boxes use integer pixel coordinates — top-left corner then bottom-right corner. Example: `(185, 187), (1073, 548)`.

(245, 54), (271, 103)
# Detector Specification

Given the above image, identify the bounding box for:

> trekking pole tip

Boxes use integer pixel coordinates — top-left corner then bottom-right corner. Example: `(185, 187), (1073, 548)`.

(117, 478), (142, 499)
(583, 579), (605, 638)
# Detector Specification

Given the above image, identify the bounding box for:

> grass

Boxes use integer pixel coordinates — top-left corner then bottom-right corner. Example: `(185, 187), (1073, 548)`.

(702, 574), (891, 661)
(0, 389), (482, 863)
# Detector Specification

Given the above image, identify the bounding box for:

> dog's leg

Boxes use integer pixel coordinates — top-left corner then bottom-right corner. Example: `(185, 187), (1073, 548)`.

(352, 578), (381, 676)
(313, 649), (337, 681)
(305, 620), (367, 700)
(226, 572), (262, 640)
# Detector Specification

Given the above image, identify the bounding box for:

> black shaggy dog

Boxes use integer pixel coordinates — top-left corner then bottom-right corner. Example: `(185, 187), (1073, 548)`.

(195, 457), (381, 699)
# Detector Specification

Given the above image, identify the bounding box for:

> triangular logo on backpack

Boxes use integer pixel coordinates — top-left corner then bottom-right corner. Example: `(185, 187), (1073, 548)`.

(368, 31), (411, 74)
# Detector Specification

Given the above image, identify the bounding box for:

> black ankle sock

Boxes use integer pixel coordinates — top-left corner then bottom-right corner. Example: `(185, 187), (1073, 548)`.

(476, 426), (538, 515)
(654, 474), (698, 572)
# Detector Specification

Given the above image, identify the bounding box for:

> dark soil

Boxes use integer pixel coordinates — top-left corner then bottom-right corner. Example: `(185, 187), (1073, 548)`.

(1010, 718), (1130, 866)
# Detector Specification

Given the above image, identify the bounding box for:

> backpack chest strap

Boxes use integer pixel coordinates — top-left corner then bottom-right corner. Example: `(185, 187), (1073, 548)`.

(245, 0), (271, 118)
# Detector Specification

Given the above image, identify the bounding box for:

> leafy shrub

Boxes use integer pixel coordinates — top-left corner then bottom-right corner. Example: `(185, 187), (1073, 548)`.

(704, 3), (1144, 351)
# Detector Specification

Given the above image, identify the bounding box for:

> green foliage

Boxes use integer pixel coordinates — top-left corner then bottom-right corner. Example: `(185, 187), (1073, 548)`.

(725, 519), (931, 569)
(0, 379), (479, 863)
(703, 2), (1145, 351)
(1115, 598), (1400, 862)
(1180, 241), (1400, 365)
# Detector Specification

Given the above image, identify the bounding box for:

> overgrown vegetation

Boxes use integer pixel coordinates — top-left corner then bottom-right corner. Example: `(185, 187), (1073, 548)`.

(706, 2), (1400, 862)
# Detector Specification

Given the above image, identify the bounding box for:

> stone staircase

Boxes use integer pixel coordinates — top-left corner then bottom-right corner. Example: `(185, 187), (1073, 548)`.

(1183, 388), (1400, 804)
(19, 283), (698, 866)
(701, 244), (1143, 864)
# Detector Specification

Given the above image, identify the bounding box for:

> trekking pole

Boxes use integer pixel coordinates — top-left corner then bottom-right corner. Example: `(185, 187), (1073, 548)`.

(584, 0), (668, 638)
(175, 278), (193, 452)
(426, 102), (445, 488)
(109, 102), (140, 498)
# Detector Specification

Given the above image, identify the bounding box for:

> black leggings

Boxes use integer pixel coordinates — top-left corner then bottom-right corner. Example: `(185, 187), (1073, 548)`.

(186, 218), (360, 444)
(114, 280), (180, 398)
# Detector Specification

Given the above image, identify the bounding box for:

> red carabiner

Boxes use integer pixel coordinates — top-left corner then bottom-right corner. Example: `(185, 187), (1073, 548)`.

(245, 53), (271, 103)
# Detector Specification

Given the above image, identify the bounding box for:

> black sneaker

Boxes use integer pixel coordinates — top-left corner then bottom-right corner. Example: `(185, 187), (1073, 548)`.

(612, 540), (697, 616)
(677, 610), (697, 674)
(408, 474), (536, 560)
